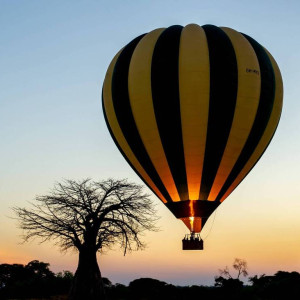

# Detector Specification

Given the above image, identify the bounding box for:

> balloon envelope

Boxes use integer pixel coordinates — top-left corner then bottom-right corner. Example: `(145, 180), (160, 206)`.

(102, 24), (283, 233)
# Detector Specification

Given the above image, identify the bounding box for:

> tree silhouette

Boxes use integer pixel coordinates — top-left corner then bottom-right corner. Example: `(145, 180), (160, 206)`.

(232, 258), (248, 279)
(13, 178), (158, 300)
(217, 258), (248, 280)
(214, 258), (248, 296)
(0, 260), (62, 299)
(249, 271), (300, 299)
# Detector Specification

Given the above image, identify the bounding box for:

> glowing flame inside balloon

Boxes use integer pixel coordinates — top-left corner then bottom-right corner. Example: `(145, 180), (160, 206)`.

(189, 216), (194, 232)
(189, 200), (195, 232)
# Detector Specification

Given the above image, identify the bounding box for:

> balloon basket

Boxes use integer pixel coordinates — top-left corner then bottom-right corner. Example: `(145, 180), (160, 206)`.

(182, 232), (203, 250)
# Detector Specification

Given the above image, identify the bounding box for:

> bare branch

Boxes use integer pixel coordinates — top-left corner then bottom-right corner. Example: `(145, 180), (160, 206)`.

(13, 178), (158, 254)
(218, 258), (248, 280)
(233, 258), (248, 279)
(219, 266), (232, 279)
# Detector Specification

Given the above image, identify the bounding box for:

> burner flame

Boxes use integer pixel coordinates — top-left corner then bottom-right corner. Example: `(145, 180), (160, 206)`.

(189, 216), (194, 232)
(189, 200), (195, 232)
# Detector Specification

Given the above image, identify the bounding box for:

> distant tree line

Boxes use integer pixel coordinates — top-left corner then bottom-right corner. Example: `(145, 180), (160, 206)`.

(0, 260), (72, 299)
(106, 272), (300, 300)
(1, 260), (300, 300)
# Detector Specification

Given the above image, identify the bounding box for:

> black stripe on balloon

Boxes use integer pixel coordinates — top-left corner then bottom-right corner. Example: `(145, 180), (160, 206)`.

(151, 25), (189, 201)
(199, 25), (238, 200)
(219, 120), (280, 201)
(111, 34), (172, 203)
(102, 91), (162, 202)
(216, 34), (276, 202)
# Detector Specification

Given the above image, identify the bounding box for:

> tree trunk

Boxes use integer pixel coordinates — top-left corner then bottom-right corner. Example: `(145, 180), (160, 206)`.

(69, 247), (106, 300)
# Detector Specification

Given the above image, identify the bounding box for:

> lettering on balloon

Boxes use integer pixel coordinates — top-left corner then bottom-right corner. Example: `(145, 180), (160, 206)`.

(246, 68), (260, 75)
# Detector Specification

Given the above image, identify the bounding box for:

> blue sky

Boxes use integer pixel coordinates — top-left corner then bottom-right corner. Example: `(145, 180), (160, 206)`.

(1, 0), (300, 285)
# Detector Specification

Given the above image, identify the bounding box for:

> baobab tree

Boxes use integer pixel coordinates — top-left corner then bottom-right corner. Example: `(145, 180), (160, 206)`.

(13, 178), (158, 300)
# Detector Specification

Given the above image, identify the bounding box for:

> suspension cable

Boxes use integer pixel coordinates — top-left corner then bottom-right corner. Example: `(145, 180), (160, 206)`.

(200, 209), (218, 240)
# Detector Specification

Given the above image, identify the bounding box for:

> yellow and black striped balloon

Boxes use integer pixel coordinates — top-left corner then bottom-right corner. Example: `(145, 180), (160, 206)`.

(102, 24), (283, 233)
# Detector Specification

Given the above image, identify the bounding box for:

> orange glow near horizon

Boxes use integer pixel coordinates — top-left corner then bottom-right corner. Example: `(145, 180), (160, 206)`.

(3, 173), (300, 285)
(3, 192), (300, 286)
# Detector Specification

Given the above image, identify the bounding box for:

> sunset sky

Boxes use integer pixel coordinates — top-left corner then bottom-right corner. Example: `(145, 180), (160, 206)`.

(1, 0), (300, 286)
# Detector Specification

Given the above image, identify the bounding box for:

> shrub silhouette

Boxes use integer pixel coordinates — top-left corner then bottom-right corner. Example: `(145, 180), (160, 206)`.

(0, 261), (73, 299)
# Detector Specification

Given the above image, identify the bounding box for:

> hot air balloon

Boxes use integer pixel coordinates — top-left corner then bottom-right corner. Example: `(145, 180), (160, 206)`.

(102, 24), (283, 250)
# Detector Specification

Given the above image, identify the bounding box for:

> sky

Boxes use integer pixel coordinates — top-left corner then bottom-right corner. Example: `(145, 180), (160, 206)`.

(1, 0), (300, 286)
